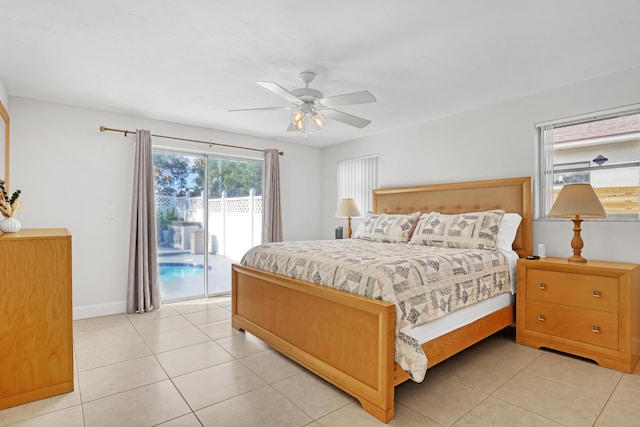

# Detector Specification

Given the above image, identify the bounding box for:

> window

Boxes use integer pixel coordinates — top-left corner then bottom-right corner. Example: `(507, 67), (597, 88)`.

(337, 154), (379, 214)
(537, 106), (640, 219)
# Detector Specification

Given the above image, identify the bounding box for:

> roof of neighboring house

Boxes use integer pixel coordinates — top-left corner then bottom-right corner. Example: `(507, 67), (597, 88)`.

(554, 114), (640, 143)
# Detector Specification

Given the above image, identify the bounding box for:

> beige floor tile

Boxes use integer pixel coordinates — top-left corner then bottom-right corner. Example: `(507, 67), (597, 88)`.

(172, 360), (265, 410)
(3, 405), (83, 427)
(73, 323), (139, 350)
(183, 307), (230, 326)
(417, 358), (452, 381)
(239, 349), (305, 384)
(435, 353), (519, 394)
(78, 355), (167, 402)
(317, 402), (439, 426)
(594, 400), (640, 426)
(132, 315), (193, 338)
(609, 373), (640, 409)
(272, 371), (353, 419)
(75, 334), (151, 371)
(213, 297), (231, 308)
(171, 299), (222, 314)
(156, 413), (203, 426)
(126, 306), (180, 323)
(156, 341), (234, 377)
(523, 351), (622, 398)
(197, 319), (241, 340)
(493, 371), (608, 426)
(395, 374), (487, 426)
(82, 380), (190, 427)
(73, 313), (131, 333)
(452, 396), (561, 426)
(195, 385), (312, 427)
(0, 386), (80, 426)
(214, 332), (271, 359)
(143, 326), (212, 354)
(462, 331), (542, 371)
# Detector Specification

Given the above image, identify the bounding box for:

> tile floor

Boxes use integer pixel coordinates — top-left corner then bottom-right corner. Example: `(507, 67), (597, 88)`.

(1, 298), (640, 426)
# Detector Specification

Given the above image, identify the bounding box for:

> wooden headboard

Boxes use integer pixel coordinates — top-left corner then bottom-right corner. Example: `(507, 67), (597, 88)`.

(372, 176), (532, 257)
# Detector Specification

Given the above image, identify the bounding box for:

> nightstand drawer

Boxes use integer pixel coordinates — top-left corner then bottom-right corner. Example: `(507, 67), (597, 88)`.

(525, 300), (619, 350)
(526, 269), (618, 313)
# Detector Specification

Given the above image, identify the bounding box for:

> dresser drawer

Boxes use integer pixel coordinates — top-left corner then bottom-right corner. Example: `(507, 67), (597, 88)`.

(525, 300), (619, 350)
(526, 269), (618, 313)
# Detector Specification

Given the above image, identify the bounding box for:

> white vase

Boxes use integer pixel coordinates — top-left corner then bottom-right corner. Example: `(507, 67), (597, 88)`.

(0, 217), (21, 233)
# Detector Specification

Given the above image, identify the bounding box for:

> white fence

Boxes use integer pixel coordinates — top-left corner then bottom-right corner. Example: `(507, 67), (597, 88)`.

(156, 190), (262, 261)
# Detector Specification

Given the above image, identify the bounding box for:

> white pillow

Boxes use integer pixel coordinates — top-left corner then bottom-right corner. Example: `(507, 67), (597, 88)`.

(496, 213), (522, 252)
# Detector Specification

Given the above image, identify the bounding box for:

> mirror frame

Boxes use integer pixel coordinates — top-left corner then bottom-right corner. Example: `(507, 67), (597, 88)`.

(0, 99), (8, 189)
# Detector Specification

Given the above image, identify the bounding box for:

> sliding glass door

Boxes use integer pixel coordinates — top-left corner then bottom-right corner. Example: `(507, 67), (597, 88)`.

(206, 157), (262, 294)
(153, 150), (262, 301)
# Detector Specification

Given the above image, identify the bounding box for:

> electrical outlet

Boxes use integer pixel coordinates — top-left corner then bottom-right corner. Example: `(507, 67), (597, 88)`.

(106, 207), (115, 219)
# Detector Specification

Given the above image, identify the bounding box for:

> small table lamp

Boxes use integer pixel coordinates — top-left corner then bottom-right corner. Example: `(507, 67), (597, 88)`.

(548, 183), (606, 263)
(335, 198), (361, 238)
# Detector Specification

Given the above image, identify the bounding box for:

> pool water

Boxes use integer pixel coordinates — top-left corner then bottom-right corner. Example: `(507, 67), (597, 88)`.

(159, 263), (211, 281)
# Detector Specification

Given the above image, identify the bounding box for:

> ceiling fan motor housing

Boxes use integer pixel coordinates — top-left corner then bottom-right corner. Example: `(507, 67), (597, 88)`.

(293, 71), (323, 102)
(292, 87), (323, 103)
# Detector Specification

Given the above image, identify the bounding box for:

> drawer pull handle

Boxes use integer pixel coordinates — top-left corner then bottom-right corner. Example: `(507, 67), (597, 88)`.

(538, 282), (547, 290)
(592, 290), (602, 298)
(537, 314), (545, 321)
(592, 325), (601, 333)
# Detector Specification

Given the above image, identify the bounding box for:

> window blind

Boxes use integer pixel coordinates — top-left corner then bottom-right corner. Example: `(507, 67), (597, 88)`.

(337, 154), (379, 215)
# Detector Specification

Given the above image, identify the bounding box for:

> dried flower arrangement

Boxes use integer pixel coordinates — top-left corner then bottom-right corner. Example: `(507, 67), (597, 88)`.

(0, 180), (21, 218)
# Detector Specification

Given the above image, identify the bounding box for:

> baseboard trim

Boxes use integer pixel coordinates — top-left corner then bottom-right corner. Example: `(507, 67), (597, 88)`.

(73, 301), (126, 320)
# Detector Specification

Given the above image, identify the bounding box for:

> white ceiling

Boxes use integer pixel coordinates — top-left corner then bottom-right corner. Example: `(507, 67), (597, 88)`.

(1, 1), (640, 147)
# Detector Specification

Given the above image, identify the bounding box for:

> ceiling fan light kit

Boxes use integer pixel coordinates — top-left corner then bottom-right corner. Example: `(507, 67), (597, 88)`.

(291, 110), (305, 131)
(230, 71), (377, 134)
(311, 112), (325, 129)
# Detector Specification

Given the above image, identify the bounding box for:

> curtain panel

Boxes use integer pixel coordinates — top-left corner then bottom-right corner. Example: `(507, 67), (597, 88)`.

(127, 129), (161, 313)
(262, 148), (283, 243)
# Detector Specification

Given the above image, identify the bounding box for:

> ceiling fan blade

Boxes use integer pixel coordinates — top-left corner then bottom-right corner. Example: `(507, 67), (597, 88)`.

(256, 81), (302, 105)
(228, 106), (291, 113)
(323, 109), (371, 128)
(286, 122), (297, 132)
(320, 90), (377, 108)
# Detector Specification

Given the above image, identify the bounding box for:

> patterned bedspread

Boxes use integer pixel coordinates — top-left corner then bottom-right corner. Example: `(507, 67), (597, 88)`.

(240, 239), (511, 382)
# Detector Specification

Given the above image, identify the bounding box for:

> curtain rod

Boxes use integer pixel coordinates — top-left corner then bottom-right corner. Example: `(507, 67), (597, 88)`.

(99, 126), (284, 156)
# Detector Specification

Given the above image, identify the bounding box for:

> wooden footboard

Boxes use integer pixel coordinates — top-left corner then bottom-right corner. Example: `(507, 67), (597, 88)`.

(232, 264), (515, 423)
(232, 264), (397, 422)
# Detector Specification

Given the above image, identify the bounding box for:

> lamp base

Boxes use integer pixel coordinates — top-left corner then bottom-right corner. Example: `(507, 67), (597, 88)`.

(568, 216), (587, 263)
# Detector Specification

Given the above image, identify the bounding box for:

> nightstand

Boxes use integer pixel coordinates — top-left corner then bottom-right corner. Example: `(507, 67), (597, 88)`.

(516, 257), (640, 373)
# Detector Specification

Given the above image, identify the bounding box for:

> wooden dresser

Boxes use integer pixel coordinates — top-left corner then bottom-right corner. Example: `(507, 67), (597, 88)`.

(0, 228), (73, 409)
(516, 257), (640, 373)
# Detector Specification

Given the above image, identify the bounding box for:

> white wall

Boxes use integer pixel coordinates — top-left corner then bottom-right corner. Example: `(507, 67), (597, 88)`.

(9, 97), (323, 319)
(323, 66), (640, 264)
(0, 77), (7, 108)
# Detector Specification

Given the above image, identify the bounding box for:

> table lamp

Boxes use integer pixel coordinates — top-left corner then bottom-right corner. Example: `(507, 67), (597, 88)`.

(335, 198), (361, 238)
(548, 183), (606, 263)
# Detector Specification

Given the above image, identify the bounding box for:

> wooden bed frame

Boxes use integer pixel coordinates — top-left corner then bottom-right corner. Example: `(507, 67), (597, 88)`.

(232, 176), (532, 423)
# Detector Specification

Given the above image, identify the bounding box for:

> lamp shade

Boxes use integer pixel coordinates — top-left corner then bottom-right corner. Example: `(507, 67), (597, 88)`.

(335, 198), (361, 218)
(548, 183), (606, 218)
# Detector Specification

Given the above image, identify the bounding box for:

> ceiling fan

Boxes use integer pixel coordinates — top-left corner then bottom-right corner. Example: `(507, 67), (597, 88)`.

(229, 71), (377, 133)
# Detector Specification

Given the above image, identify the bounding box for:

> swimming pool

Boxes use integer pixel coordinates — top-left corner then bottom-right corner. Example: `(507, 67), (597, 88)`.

(158, 263), (212, 281)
